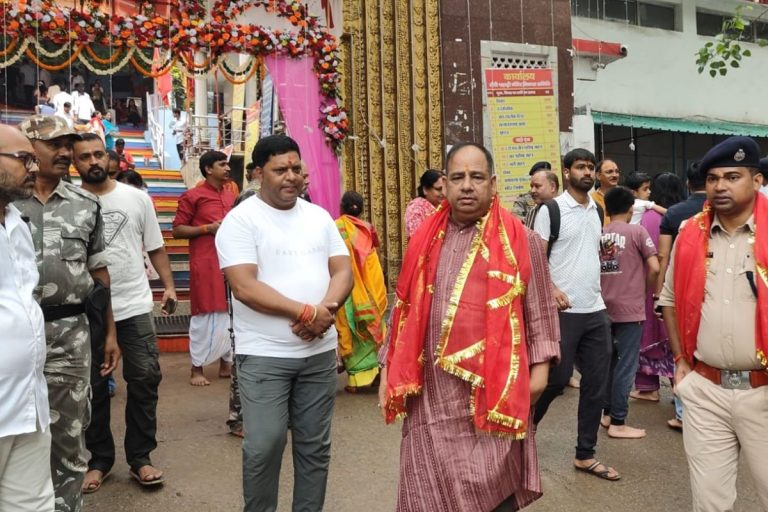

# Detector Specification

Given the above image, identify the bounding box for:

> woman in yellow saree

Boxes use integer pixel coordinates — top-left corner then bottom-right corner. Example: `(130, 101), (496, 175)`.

(335, 192), (388, 392)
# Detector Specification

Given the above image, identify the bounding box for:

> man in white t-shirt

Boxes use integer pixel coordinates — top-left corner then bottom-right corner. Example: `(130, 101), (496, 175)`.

(216, 134), (353, 512)
(52, 88), (73, 118)
(72, 83), (95, 124)
(170, 109), (187, 162)
(532, 148), (620, 481)
(73, 133), (176, 491)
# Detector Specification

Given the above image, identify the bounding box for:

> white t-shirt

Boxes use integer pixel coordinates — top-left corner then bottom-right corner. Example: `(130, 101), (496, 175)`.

(97, 182), (165, 321)
(631, 199), (655, 224)
(533, 191), (605, 313)
(52, 91), (73, 117)
(216, 196), (348, 358)
(170, 116), (187, 144)
(73, 92), (95, 121)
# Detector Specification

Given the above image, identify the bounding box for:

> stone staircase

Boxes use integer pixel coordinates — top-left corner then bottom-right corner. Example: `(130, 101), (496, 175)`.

(111, 127), (192, 352)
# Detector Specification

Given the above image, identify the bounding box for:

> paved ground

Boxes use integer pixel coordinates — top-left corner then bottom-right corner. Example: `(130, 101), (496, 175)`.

(86, 353), (760, 512)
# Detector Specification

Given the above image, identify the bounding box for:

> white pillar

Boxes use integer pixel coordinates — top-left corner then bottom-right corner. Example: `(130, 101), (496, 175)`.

(194, 51), (209, 145)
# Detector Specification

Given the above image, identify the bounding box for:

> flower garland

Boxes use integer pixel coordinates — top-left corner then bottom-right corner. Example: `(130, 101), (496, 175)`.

(0, 37), (29, 68)
(0, 0), (349, 152)
(319, 103), (348, 145)
(78, 46), (135, 75)
(26, 43), (82, 71)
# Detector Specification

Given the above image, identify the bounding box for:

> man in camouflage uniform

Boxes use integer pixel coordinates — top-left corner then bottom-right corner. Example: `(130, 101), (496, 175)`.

(511, 161), (552, 221)
(15, 115), (119, 512)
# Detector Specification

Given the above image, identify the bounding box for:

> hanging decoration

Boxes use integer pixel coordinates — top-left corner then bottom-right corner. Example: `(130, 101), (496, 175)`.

(0, 0), (347, 152)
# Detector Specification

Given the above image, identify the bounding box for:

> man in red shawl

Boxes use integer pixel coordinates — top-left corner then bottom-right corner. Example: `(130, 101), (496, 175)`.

(173, 150), (236, 385)
(660, 136), (768, 511)
(379, 142), (561, 511)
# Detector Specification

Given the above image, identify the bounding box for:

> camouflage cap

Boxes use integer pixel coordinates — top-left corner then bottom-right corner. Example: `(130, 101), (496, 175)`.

(18, 115), (81, 141)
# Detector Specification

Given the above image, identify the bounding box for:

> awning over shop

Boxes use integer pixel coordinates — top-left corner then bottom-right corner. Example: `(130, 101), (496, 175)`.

(593, 111), (768, 138)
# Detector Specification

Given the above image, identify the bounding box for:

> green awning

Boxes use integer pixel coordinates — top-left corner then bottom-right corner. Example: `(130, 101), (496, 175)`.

(593, 111), (768, 138)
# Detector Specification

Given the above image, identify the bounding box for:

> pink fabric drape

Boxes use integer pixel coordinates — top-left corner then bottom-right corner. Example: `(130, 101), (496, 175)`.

(265, 56), (341, 218)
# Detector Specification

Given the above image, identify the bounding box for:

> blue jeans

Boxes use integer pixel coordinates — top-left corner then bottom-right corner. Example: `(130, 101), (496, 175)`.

(237, 350), (337, 512)
(604, 321), (644, 424)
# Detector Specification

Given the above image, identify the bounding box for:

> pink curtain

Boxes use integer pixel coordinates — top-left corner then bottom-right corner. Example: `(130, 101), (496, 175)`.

(265, 56), (341, 218)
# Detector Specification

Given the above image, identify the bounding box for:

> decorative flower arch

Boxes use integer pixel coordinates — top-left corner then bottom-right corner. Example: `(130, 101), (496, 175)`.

(0, 0), (347, 151)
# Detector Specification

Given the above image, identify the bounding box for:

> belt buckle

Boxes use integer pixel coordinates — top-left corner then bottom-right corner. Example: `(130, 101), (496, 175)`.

(720, 370), (751, 390)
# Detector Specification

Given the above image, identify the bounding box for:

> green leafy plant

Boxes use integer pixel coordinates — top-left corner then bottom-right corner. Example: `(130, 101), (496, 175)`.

(696, 5), (767, 78)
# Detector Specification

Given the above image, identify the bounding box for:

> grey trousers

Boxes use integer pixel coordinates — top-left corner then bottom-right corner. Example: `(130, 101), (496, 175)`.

(237, 350), (337, 512)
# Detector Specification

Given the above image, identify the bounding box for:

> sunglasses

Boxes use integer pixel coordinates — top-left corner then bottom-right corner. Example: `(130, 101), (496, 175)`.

(0, 151), (40, 171)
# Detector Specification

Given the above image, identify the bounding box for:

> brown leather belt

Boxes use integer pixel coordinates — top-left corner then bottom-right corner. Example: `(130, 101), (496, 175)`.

(694, 360), (768, 390)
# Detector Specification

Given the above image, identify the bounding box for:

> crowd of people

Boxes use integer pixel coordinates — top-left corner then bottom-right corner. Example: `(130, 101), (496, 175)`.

(1, 108), (766, 512)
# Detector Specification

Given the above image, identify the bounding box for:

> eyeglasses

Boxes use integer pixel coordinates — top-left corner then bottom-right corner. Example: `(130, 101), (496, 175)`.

(0, 152), (40, 171)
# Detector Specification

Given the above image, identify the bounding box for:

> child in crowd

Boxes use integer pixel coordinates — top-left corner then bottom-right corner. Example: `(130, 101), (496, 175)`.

(626, 172), (667, 224)
(599, 186), (659, 439)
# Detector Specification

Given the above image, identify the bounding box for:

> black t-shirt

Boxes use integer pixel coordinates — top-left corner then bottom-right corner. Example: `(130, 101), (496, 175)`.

(659, 192), (707, 239)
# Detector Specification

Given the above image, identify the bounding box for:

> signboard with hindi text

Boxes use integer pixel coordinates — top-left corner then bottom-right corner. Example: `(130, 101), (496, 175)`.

(484, 68), (560, 208)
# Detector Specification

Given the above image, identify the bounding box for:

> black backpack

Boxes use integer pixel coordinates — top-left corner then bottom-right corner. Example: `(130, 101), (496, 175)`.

(539, 199), (604, 258)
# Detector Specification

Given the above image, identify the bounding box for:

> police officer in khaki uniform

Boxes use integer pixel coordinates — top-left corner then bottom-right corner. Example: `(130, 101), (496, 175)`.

(14, 115), (119, 512)
(660, 136), (768, 512)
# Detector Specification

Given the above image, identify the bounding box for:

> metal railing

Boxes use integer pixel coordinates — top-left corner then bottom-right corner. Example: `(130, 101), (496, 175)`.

(145, 92), (166, 169)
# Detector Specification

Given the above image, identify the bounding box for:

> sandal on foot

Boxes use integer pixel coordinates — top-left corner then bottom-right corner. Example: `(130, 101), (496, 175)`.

(82, 470), (110, 494)
(130, 466), (165, 487)
(574, 461), (621, 481)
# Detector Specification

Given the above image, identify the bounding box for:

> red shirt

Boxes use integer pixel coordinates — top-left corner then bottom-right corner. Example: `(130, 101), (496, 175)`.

(117, 150), (134, 171)
(173, 181), (236, 314)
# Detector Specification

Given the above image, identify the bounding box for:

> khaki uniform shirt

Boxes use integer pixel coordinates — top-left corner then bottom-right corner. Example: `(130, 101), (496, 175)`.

(511, 192), (535, 222)
(659, 214), (759, 370)
(15, 180), (109, 307)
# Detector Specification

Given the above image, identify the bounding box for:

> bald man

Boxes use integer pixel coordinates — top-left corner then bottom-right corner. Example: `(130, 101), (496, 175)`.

(0, 124), (55, 511)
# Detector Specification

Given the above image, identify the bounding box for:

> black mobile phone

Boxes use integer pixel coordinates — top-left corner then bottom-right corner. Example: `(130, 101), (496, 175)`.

(162, 298), (177, 315)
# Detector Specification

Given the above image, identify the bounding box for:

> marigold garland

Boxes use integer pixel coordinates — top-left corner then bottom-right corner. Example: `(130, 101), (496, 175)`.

(0, 0), (349, 152)
(130, 54), (177, 77)
(25, 44), (82, 71)
(85, 44), (126, 65)
(78, 45), (134, 74)
(0, 37), (17, 57)
(218, 58), (257, 84)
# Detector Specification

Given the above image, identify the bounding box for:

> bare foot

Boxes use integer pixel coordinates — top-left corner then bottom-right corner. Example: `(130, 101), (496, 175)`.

(607, 424), (647, 439)
(190, 367), (210, 386)
(600, 415), (611, 428)
(568, 376), (581, 389)
(219, 359), (232, 378)
(667, 418), (683, 431)
(630, 390), (660, 402)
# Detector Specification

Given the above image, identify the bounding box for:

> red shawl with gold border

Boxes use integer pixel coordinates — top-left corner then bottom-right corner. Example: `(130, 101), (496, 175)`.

(673, 193), (768, 368)
(384, 197), (532, 438)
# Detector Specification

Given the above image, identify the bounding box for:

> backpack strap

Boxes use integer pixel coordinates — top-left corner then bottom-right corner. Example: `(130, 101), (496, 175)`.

(595, 203), (605, 226)
(544, 199), (560, 259)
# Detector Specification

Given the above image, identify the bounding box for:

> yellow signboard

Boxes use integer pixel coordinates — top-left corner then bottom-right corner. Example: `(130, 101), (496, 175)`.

(485, 68), (561, 208)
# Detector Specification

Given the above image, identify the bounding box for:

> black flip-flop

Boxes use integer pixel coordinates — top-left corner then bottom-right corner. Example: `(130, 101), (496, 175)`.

(574, 461), (621, 481)
(130, 467), (165, 487)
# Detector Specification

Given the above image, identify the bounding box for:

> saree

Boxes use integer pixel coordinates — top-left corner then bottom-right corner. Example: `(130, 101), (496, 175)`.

(335, 215), (388, 388)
